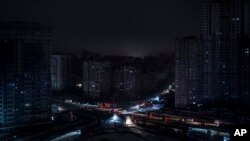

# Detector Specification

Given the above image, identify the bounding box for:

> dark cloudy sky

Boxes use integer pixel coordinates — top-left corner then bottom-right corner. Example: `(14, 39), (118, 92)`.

(0, 0), (202, 57)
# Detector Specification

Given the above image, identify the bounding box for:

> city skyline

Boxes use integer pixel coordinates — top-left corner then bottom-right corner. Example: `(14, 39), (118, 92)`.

(0, 0), (249, 140)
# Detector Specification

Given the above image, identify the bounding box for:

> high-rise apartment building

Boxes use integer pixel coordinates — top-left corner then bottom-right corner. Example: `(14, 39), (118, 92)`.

(112, 65), (137, 99)
(0, 22), (52, 127)
(201, 0), (247, 106)
(51, 54), (71, 91)
(82, 60), (111, 99)
(175, 36), (201, 108)
(240, 37), (250, 107)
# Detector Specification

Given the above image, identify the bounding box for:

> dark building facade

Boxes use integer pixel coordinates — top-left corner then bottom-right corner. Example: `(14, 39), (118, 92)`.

(241, 1), (250, 108)
(0, 22), (52, 127)
(82, 60), (111, 99)
(112, 65), (138, 100)
(201, 0), (248, 106)
(140, 55), (175, 97)
(140, 71), (157, 97)
(240, 37), (250, 107)
(175, 36), (201, 108)
(79, 54), (175, 101)
(51, 54), (72, 91)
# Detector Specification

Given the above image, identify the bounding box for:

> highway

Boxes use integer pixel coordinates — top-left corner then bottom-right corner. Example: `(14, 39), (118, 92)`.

(8, 92), (232, 141)
(57, 99), (231, 140)
(45, 103), (229, 141)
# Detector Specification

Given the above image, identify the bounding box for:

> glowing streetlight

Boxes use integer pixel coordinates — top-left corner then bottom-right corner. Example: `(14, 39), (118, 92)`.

(155, 96), (159, 101)
(125, 116), (133, 125)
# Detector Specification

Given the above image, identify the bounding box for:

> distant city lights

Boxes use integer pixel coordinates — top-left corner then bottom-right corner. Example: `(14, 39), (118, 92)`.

(108, 114), (121, 123)
(125, 116), (133, 125)
(77, 129), (81, 135)
(130, 104), (140, 110)
(155, 96), (159, 101)
(112, 114), (118, 121)
(76, 83), (82, 88)
(151, 96), (160, 101)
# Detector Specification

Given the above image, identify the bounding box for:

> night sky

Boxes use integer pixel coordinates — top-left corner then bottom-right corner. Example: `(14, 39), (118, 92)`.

(0, 0), (202, 57)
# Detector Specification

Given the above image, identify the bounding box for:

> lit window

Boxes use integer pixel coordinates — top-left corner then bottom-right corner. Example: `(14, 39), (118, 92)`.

(245, 48), (249, 54)
(24, 103), (31, 107)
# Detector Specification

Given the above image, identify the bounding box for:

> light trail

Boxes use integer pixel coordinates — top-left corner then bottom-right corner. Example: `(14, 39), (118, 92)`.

(50, 130), (81, 141)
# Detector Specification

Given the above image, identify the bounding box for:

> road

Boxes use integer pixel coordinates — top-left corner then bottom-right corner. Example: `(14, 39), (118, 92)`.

(46, 100), (230, 141)
(10, 96), (230, 141)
